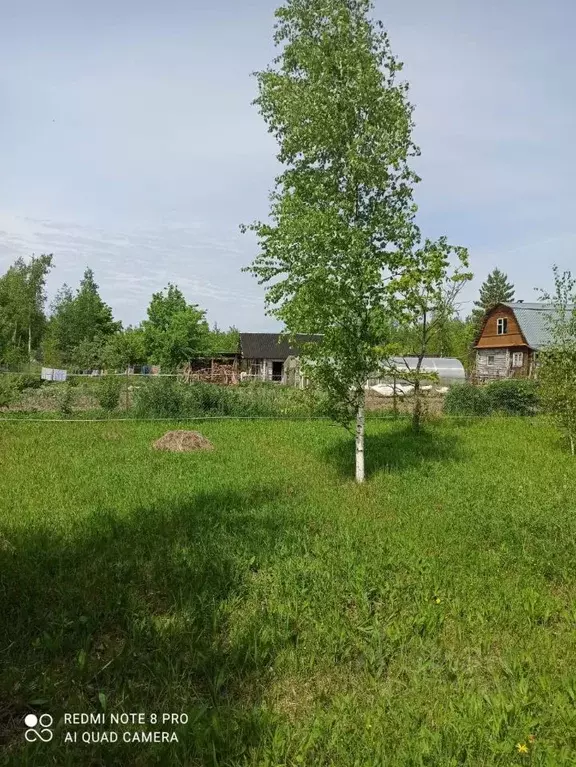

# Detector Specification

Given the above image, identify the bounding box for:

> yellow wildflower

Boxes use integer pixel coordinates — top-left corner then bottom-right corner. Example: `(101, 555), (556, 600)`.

(516, 743), (529, 754)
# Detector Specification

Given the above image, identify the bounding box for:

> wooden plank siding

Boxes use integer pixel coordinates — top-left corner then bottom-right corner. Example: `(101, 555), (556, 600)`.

(476, 347), (535, 380)
(474, 305), (537, 379)
(476, 306), (529, 349)
(476, 348), (509, 378)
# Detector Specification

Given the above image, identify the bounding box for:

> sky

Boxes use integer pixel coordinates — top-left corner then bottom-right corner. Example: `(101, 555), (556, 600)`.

(1, 0), (575, 331)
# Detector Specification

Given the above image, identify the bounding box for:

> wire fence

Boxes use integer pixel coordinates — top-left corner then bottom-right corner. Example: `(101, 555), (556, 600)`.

(0, 413), (548, 424)
(0, 368), (542, 424)
(0, 413), (398, 423)
(0, 370), (181, 379)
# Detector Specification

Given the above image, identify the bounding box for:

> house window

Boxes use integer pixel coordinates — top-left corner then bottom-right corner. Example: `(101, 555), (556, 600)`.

(512, 352), (524, 368)
(487, 355), (495, 366)
(496, 317), (508, 335)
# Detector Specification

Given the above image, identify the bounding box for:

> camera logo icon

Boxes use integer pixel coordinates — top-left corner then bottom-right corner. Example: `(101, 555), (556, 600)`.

(24, 713), (54, 742)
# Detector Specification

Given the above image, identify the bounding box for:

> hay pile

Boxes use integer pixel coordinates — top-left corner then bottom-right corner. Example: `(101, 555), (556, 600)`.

(152, 430), (213, 452)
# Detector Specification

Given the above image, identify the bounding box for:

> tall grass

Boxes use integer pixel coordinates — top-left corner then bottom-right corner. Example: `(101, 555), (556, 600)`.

(133, 379), (330, 418)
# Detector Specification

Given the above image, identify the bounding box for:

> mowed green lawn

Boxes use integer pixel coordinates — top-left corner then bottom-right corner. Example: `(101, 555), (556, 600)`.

(1, 417), (576, 766)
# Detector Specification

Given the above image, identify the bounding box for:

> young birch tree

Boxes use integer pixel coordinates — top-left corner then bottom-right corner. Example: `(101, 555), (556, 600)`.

(383, 256), (471, 432)
(243, 0), (467, 481)
(0, 254), (53, 364)
(538, 266), (576, 455)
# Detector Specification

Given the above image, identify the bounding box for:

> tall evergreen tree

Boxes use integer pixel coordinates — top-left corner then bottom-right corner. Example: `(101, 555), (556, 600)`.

(472, 268), (515, 326)
(72, 268), (119, 343)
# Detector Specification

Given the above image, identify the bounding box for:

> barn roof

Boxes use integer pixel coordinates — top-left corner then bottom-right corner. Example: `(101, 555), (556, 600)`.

(239, 333), (322, 360)
(502, 302), (576, 349)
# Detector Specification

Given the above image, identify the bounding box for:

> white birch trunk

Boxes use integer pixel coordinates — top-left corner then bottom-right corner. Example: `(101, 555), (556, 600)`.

(355, 399), (365, 483)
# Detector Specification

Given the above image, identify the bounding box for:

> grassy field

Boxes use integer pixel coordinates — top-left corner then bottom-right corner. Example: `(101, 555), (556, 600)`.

(1, 417), (576, 765)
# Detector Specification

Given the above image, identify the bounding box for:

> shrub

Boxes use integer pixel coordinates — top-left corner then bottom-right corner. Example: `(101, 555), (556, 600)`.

(484, 379), (540, 416)
(133, 378), (185, 418)
(12, 374), (43, 392)
(444, 379), (540, 417)
(97, 376), (123, 412)
(0, 377), (17, 408)
(443, 383), (490, 416)
(57, 385), (74, 417)
(184, 382), (234, 415)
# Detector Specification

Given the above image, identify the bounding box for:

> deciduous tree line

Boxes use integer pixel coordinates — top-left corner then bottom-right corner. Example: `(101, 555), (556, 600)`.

(0, 259), (238, 372)
(0, 252), (514, 378)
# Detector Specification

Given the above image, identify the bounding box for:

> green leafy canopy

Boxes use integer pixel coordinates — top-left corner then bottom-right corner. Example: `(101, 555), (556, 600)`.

(0, 254), (53, 364)
(242, 0), (469, 425)
(44, 268), (120, 368)
(538, 266), (576, 455)
(141, 284), (210, 371)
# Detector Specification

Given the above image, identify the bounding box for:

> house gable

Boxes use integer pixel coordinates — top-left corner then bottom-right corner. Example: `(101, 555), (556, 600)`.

(475, 304), (530, 349)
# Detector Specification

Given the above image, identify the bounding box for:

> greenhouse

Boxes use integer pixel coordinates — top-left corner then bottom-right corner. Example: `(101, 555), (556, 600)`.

(369, 357), (466, 386)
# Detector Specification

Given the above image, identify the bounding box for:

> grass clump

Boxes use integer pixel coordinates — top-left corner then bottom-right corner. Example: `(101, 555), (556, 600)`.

(132, 377), (186, 418)
(57, 384), (74, 417)
(133, 378), (330, 419)
(96, 376), (123, 412)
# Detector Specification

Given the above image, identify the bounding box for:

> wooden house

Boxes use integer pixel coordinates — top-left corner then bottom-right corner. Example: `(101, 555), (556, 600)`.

(475, 302), (561, 380)
(238, 333), (322, 384)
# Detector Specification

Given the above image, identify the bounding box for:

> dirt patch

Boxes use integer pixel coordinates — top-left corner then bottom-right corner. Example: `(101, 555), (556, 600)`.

(152, 431), (213, 452)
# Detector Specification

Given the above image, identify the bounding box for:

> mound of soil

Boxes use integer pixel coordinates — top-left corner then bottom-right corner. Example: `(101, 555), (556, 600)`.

(152, 430), (213, 452)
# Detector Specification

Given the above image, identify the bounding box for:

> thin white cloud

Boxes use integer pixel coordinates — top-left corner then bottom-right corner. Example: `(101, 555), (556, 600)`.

(1, 0), (575, 333)
(0, 214), (267, 327)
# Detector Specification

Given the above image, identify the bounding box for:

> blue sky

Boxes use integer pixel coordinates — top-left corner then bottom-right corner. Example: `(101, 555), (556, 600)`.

(1, 0), (575, 331)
